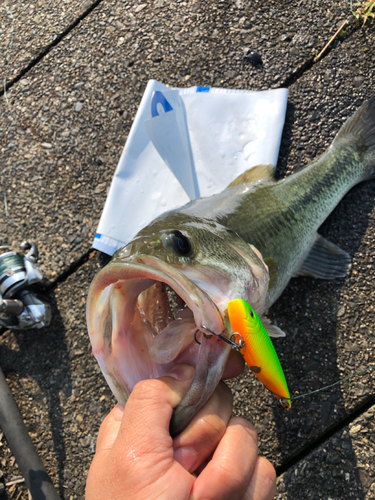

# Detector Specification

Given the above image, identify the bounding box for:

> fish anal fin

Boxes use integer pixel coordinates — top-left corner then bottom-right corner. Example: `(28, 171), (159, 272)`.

(228, 164), (276, 187)
(294, 234), (351, 279)
(261, 317), (286, 338)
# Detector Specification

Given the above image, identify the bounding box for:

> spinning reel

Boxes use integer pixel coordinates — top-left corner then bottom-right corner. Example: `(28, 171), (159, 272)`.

(0, 242), (51, 329)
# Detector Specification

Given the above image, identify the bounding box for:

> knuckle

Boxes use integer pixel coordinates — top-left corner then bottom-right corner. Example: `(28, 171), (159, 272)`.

(230, 416), (258, 446)
(216, 462), (244, 492)
(199, 413), (225, 436)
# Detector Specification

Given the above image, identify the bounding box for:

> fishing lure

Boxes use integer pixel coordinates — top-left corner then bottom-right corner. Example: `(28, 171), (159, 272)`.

(227, 298), (291, 409)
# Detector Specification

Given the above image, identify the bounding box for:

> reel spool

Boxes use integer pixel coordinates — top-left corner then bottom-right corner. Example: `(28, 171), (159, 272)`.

(0, 242), (51, 329)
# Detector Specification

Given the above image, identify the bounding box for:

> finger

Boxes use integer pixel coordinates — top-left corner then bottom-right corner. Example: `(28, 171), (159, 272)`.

(173, 381), (233, 472)
(222, 350), (245, 379)
(192, 417), (258, 500)
(95, 404), (124, 455)
(242, 456), (276, 500)
(114, 363), (195, 456)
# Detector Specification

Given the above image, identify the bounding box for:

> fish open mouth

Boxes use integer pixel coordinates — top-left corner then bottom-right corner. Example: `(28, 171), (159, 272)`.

(87, 257), (231, 435)
(139, 281), (199, 364)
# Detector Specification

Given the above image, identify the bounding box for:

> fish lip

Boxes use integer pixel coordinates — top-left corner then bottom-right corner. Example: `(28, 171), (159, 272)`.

(87, 256), (231, 433)
(87, 256), (224, 335)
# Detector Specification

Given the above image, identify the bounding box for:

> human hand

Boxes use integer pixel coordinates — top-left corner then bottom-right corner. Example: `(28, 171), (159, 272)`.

(85, 363), (276, 500)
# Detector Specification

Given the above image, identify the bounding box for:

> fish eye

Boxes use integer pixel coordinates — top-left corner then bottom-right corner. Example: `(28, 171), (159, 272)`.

(163, 230), (192, 256)
(249, 309), (254, 318)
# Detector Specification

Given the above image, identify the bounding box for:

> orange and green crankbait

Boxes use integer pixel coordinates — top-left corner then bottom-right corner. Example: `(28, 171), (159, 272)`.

(228, 299), (291, 409)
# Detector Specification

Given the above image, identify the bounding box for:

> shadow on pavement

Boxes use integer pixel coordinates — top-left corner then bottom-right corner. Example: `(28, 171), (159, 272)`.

(270, 178), (375, 497)
(0, 292), (71, 498)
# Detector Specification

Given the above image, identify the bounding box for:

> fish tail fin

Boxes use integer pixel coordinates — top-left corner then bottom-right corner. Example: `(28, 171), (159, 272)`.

(332, 94), (375, 180)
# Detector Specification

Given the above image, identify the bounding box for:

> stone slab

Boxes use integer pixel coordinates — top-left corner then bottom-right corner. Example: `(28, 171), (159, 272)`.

(0, 0), (353, 89)
(0, 0), (356, 280)
(276, 403), (375, 499)
(0, 0), (98, 83)
(0, 0), (374, 497)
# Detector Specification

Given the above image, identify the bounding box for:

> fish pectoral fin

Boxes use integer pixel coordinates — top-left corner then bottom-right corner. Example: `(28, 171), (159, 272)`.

(227, 164), (276, 187)
(293, 234), (351, 279)
(261, 317), (286, 338)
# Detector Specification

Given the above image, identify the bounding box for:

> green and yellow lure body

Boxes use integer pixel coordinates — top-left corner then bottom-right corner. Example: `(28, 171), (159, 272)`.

(228, 298), (291, 409)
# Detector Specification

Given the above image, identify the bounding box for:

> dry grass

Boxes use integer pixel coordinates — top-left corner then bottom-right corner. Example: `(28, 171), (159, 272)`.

(352, 0), (375, 25)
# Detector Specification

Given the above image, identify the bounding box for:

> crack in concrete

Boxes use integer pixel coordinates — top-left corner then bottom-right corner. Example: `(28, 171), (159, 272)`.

(43, 249), (93, 292)
(0, 0), (105, 97)
(280, 19), (356, 89)
(276, 393), (375, 476)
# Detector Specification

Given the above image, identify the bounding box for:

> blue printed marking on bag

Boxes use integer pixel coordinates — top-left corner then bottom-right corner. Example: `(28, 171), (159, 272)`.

(151, 91), (173, 117)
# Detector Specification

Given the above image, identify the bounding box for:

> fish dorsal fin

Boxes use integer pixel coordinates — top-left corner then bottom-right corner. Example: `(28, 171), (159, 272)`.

(293, 234), (351, 279)
(261, 317), (286, 338)
(228, 164), (276, 187)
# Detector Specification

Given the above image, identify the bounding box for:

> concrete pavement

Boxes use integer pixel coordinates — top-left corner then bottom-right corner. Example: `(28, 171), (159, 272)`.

(0, 0), (374, 498)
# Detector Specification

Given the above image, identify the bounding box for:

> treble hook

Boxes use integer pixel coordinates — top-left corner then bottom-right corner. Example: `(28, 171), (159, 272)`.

(194, 329), (201, 345)
(193, 328), (213, 345)
(194, 324), (245, 351)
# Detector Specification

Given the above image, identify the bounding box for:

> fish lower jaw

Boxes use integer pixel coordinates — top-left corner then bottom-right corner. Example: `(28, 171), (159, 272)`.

(87, 262), (224, 402)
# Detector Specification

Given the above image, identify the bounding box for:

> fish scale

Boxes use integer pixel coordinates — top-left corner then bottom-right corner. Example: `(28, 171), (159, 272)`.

(87, 95), (375, 435)
(180, 108), (374, 308)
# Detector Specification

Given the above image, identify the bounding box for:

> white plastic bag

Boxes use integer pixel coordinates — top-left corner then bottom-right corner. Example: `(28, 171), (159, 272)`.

(93, 80), (288, 255)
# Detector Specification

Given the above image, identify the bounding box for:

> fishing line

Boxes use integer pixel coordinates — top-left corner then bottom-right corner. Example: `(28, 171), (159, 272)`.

(271, 364), (375, 407)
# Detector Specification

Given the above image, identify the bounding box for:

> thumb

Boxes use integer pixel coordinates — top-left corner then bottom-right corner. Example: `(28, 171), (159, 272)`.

(113, 364), (194, 454)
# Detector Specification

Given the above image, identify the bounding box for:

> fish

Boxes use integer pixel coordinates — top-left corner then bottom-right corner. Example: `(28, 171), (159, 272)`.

(227, 298), (291, 409)
(87, 95), (375, 436)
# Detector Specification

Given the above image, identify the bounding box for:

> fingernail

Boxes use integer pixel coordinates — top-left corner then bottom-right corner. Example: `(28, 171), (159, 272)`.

(164, 364), (194, 381)
(174, 446), (198, 472)
(112, 404), (125, 421)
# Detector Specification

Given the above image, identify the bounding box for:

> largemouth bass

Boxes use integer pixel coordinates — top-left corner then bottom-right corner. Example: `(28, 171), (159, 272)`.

(87, 95), (375, 436)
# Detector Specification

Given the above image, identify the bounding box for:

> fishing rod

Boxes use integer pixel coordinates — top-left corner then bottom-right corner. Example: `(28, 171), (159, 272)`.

(0, 242), (58, 498)
(0, 366), (60, 500)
